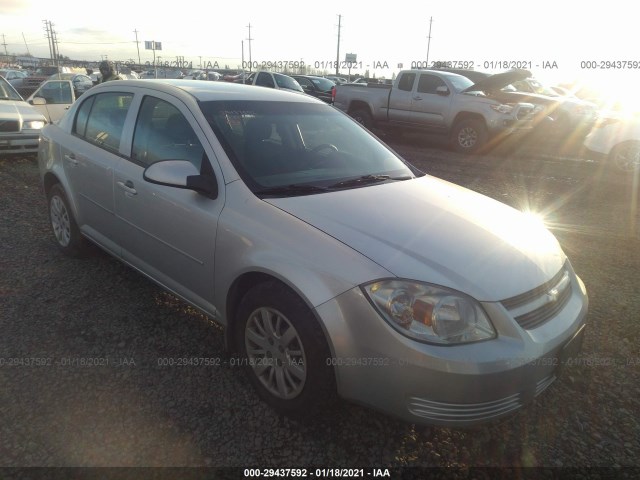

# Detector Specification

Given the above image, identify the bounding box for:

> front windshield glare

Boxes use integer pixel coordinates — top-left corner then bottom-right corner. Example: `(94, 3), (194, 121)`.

(201, 101), (416, 193)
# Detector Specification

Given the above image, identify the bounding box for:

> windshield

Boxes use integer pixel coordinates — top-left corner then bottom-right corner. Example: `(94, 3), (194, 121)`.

(200, 100), (417, 195)
(447, 75), (474, 92)
(512, 79), (558, 97)
(310, 77), (335, 92)
(274, 74), (304, 92)
(0, 77), (23, 100)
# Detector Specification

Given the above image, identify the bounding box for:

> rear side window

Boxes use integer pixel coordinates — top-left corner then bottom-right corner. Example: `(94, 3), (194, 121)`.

(74, 92), (133, 153)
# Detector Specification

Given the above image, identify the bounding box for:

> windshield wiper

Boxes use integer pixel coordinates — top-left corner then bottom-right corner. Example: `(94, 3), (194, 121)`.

(329, 174), (412, 189)
(255, 184), (330, 197)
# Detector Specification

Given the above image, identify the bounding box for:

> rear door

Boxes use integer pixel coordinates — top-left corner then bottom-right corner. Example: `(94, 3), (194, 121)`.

(113, 93), (223, 310)
(387, 72), (416, 124)
(59, 90), (134, 253)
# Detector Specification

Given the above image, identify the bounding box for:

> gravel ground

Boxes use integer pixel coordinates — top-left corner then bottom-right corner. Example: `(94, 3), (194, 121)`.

(0, 137), (638, 473)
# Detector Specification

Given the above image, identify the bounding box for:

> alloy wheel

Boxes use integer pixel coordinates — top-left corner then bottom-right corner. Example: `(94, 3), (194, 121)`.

(245, 307), (307, 399)
(50, 195), (71, 247)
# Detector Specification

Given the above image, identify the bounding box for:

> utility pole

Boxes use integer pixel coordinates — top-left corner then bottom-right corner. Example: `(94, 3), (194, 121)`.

(133, 29), (141, 67)
(246, 23), (253, 72)
(1, 34), (8, 63)
(335, 14), (341, 76)
(43, 20), (53, 63)
(241, 40), (244, 71)
(426, 17), (433, 65)
(22, 33), (31, 56)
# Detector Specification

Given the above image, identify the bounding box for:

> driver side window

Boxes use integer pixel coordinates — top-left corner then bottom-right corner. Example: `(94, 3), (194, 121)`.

(131, 96), (205, 169)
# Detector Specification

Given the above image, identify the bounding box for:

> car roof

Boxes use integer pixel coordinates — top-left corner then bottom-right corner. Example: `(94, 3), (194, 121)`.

(89, 78), (324, 103)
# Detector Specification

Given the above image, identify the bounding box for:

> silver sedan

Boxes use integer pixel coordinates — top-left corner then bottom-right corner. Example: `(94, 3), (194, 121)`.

(38, 79), (588, 426)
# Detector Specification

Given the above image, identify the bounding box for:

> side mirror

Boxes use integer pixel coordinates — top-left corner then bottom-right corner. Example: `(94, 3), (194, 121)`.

(31, 97), (47, 105)
(143, 160), (218, 199)
(436, 86), (450, 96)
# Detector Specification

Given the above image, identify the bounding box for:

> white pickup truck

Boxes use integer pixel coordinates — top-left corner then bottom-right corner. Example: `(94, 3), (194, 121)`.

(333, 69), (538, 153)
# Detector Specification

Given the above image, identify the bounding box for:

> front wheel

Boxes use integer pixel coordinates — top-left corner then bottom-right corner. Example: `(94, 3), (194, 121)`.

(47, 184), (89, 257)
(610, 141), (640, 172)
(236, 281), (336, 416)
(451, 119), (488, 154)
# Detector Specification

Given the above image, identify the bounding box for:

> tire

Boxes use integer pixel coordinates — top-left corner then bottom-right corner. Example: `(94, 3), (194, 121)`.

(47, 184), (89, 257)
(350, 109), (373, 129)
(451, 118), (488, 154)
(610, 141), (640, 172)
(235, 281), (336, 416)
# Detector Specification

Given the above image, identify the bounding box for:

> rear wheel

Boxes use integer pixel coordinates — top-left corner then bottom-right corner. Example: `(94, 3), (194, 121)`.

(47, 184), (88, 257)
(451, 119), (488, 154)
(236, 281), (336, 416)
(350, 109), (373, 129)
(610, 141), (640, 172)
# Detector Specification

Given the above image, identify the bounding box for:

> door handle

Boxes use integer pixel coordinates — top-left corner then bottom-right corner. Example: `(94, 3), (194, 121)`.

(413, 96), (423, 101)
(117, 180), (137, 196)
(64, 153), (79, 166)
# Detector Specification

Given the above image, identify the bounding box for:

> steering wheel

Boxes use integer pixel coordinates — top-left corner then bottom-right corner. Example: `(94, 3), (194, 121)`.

(311, 143), (339, 156)
(310, 144), (339, 168)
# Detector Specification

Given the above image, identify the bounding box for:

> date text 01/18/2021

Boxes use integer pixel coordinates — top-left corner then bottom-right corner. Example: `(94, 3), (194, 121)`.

(243, 468), (391, 477)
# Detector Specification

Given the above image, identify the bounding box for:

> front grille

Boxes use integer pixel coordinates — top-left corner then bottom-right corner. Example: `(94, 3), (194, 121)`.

(0, 120), (20, 133)
(501, 263), (573, 330)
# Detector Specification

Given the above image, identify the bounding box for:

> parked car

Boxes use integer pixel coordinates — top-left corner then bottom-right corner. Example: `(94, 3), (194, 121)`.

(436, 68), (598, 137)
(26, 79), (79, 124)
(291, 75), (335, 103)
(324, 75), (347, 84)
(224, 72), (251, 83)
(185, 70), (222, 81)
(38, 79), (588, 427)
(583, 115), (640, 171)
(0, 76), (47, 155)
(245, 70), (304, 93)
(0, 68), (29, 89)
(333, 69), (539, 153)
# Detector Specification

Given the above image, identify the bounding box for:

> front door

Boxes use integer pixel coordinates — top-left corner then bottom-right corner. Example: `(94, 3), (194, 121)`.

(113, 94), (224, 311)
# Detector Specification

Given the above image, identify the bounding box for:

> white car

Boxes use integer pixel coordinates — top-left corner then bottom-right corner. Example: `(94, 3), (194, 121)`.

(27, 79), (80, 124)
(583, 116), (640, 171)
(37, 79), (588, 426)
(0, 76), (47, 155)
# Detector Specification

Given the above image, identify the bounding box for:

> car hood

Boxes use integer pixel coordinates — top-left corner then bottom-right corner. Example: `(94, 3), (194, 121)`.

(489, 90), (597, 110)
(463, 69), (532, 94)
(0, 100), (46, 121)
(265, 176), (565, 302)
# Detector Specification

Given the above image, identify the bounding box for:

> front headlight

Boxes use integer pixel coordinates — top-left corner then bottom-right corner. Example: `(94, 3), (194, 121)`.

(363, 280), (496, 345)
(490, 104), (514, 114)
(23, 120), (46, 130)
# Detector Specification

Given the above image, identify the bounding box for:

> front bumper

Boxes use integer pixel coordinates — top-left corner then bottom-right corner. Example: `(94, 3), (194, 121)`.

(315, 268), (588, 427)
(0, 133), (40, 155)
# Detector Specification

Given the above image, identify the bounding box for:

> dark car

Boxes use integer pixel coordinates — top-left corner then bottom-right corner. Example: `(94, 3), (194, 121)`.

(291, 75), (335, 104)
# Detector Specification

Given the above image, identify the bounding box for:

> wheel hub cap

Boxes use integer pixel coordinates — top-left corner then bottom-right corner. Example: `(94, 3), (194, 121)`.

(50, 195), (71, 247)
(245, 307), (307, 399)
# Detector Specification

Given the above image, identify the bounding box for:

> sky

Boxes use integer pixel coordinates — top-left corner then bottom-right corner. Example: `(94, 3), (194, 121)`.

(2, 0), (640, 109)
